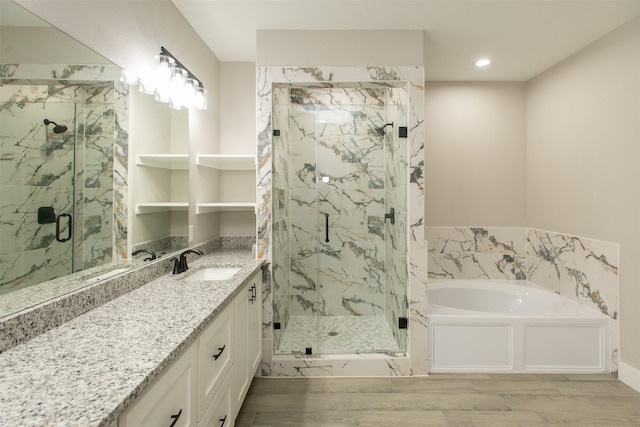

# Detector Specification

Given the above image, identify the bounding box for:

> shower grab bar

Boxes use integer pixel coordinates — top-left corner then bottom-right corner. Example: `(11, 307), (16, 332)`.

(55, 213), (72, 242)
(325, 213), (330, 243)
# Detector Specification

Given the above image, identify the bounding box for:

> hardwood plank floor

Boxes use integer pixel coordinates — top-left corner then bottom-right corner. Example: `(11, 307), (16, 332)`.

(236, 374), (640, 426)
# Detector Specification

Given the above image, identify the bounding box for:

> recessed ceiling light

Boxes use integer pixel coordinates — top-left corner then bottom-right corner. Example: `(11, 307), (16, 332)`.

(475, 58), (491, 67)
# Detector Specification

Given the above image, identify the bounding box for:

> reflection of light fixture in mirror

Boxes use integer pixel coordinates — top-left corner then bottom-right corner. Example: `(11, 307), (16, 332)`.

(152, 46), (208, 110)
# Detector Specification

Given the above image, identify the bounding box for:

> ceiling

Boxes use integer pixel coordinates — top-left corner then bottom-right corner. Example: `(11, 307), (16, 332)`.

(172, 0), (640, 81)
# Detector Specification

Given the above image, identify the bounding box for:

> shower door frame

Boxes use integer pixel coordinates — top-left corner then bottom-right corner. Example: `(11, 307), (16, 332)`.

(272, 85), (409, 356)
(258, 66), (428, 377)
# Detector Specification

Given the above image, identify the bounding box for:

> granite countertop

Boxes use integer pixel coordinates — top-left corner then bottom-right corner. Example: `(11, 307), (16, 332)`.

(0, 249), (263, 427)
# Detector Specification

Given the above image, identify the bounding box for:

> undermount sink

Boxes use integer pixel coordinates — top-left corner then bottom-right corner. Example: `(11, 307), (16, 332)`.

(185, 267), (241, 282)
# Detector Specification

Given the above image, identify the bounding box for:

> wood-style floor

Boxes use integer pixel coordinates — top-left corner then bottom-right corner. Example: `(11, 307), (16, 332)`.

(236, 374), (640, 426)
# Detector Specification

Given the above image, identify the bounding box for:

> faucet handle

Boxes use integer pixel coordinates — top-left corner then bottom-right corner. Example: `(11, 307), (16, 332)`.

(170, 258), (181, 275)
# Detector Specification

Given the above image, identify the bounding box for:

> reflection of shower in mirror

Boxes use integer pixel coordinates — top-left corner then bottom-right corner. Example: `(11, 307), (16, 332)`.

(43, 118), (68, 134)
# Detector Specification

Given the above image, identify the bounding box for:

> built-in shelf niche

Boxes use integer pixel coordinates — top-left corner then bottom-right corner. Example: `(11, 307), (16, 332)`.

(196, 202), (257, 215)
(136, 154), (189, 170)
(196, 154), (257, 214)
(135, 202), (189, 214)
(196, 154), (255, 170)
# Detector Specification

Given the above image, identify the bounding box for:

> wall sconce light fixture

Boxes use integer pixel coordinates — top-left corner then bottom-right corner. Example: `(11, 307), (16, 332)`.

(120, 46), (207, 111)
(154, 46), (207, 110)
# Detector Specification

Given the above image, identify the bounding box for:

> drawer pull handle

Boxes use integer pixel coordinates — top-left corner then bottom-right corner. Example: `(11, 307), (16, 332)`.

(169, 408), (182, 427)
(219, 415), (227, 426)
(249, 284), (257, 303)
(212, 345), (226, 360)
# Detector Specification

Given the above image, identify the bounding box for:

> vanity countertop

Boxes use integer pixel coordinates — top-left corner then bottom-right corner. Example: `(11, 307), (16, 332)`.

(0, 249), (263, 427)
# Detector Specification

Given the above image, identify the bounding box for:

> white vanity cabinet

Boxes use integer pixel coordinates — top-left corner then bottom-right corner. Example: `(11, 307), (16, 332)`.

(232, 270), (263, 417)
(119, 267), (263, 427)
(197, 303), (233, 421)
(119, 344), (197, 427)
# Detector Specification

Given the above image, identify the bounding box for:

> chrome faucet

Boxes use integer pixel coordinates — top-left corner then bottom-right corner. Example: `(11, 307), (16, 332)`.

(132, 248), (157, 261)
(171, 249), (203, 274)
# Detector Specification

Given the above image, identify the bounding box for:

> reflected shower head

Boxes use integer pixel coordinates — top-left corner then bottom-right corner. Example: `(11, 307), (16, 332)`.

(43, 119), (68, 134)
(375, 122), (394, 136)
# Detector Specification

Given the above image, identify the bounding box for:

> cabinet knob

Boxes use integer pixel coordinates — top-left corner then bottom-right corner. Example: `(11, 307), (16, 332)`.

(169, 408), (182, 427)
(212, 345), (226, 360)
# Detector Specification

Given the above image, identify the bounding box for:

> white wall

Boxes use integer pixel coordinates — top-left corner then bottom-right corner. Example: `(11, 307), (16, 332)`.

(1, 26), (110, 64)
(16, 0), (222, 245)
(256, 30), (423, 66)
(218, 62), (258, 237)
(526, 17), (640, 371)
(424, 82), (527, 226)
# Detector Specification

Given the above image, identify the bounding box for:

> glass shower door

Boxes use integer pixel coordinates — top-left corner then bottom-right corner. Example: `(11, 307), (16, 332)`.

(0, 99), (76, 293)
(272, 85), (408, 356)
(315, 94), (391, 354)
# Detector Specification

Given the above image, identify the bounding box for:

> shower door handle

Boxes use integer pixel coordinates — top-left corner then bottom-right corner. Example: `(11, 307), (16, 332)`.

(325, 214), (329, 243)
(56, 213), (72, 242)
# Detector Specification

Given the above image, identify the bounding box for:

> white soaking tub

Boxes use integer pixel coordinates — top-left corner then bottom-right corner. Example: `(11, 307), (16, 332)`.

(428, 280), (610, 373)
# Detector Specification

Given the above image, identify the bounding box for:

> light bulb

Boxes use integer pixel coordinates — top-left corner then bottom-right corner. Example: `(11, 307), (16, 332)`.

(194, 86), (208, 110)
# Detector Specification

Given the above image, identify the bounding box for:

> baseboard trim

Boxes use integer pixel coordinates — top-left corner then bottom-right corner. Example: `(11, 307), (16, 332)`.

(619, 362), (640, 393)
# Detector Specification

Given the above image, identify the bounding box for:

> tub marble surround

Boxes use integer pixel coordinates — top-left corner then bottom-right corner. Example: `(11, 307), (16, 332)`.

(426, 226), (620, 373)
(0, 247), (264, 426)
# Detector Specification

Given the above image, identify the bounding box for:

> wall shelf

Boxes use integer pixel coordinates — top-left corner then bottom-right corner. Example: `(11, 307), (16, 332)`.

(135, 202), (189, 214)
(196, 154), (256, 170)
(136, 154), (189, 170)
(196, 202), (257, 215)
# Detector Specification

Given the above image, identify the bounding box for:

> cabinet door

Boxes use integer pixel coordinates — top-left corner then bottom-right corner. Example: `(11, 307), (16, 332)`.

(119, 344), (197, 427)
(231, 282), (249, 415)
(198, 371), (233, 427)
(197, 302), (233, 421)
(247, 271), (263, 377)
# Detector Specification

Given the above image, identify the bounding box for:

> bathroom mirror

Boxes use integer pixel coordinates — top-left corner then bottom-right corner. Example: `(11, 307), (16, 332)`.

(0, 0), (189, 318)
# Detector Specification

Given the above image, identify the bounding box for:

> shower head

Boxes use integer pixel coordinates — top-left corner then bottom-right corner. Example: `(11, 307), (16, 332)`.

(43, 119), (68, 134)
(374, 122), (394, 136)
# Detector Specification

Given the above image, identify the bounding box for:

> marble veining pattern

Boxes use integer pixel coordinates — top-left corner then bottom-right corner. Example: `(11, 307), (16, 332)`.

(257, 66), (426, 376)
(426, 227), (527, 280)
(0, 249), (263, 426)
(1, 63), (125, 298)
(426, 226), (619, 374)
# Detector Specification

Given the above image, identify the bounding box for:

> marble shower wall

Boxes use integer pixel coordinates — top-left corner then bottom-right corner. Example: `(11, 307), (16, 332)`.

(290, 87), (390, 318)
(272, 87), (292, 351)
(384, 87), (409, 351)
(0, 64), (120, 294)
(258, 66), (427, 376)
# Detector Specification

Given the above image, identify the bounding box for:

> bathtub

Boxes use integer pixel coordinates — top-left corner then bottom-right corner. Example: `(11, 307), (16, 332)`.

(428, 280), (610, 373)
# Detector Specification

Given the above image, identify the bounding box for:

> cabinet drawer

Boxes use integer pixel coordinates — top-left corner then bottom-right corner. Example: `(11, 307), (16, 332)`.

(197, 303), (233, 420)
(198, 371), (233, 427)
(119, 344), (196, 427)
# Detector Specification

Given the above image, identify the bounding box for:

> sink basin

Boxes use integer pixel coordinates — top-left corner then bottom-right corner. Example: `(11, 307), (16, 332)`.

(186, 267), (241, 282)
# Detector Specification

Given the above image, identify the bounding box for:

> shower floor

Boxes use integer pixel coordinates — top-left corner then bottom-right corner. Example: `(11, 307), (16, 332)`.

(277, 315), (401, 355)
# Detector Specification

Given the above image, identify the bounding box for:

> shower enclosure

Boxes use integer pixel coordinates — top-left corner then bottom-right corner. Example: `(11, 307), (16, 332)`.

(0, 79), (116, 294)
(271, 85), (409, 356)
